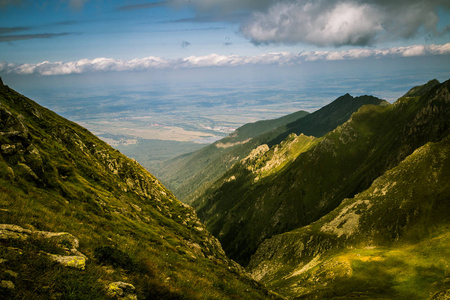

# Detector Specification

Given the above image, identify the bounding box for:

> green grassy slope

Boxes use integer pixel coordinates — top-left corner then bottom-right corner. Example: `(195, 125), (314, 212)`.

(247, 132), (450, 299)
(268, 94), (389, 146)
(194, 79), (450, 266)
(155, 94), (386, 204)
(114, 137), (205, 171)
(151, 110), (309, 204)
(0, 82), (280, 300)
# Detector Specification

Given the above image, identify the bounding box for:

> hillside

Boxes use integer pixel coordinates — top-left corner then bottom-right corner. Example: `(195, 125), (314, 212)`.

(248, 132), (450, 299)
(193, 79), (449, 266)
(154, 94), (386, 204)
(0, 80), (280, 299)
(267, 94), (390, 146)
(151, 110), (309, 203)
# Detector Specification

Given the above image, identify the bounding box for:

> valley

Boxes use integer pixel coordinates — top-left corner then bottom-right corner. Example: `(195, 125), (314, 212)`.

(0, 78), (449, 299)
(2, 1), (450, 299)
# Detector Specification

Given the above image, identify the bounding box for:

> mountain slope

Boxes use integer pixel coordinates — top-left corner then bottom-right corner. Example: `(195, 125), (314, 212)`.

(155, 94), (386, 204)
(267, 94), (389, 146)
(247, 132), (450, 299)
(0, 81), (280, 299)
(194, 79), (450, 266)
(151, 110), (309, 204)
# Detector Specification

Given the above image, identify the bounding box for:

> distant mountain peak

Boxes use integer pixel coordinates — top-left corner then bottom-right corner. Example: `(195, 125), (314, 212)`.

(403, 79), (440, 98)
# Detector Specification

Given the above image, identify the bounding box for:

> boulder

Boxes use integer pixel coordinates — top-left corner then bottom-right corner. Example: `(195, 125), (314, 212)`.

(0, 280), (15, 290)
(0, 224), (88, 269)
(106, 281), (137, 300)
(0, 224), (32, 241)
(48, 254), (86, 270)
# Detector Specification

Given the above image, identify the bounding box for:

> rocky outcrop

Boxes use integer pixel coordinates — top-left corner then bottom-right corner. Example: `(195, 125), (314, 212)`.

(0, 224), (87, 270)
(106, 281), (137, 300)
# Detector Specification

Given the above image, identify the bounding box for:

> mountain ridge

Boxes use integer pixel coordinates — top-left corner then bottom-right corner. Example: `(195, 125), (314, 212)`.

(154, 93), (387, 204)
(193, 79), (450, 267)
(247, 132), (450, 299)
(0, 81), (280, 299)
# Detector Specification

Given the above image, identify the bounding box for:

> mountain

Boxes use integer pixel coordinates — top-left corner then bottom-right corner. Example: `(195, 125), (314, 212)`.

(0, 80), (280, 299)
(248, 130), (450, 299)
(267, 94), (389, 146)
(151, 110), (309, 204)
(193, 79), (450, 267)
(154, 94), (387, 204)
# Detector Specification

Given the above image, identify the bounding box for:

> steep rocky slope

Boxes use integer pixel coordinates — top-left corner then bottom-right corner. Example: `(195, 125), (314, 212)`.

(0, 80), (280, 299)
(155, 94), (386, 204)
(247, 132), (450, 299)
(194, 79), (449, 266)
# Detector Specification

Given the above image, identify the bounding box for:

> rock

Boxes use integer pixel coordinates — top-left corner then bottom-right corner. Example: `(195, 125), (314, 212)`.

(4, 270), (18, 278)
(32, 231), (85, 257)
(1, 144), (16, 155)
(0, 280), (15, 290)
(0, 224), (32, 241)
(17, 162), (40, 181)
(0, 224), (88, 271)
(106, 281), (137, 300)
(48, 254), (86, 270)
(431, 289), (450, 300)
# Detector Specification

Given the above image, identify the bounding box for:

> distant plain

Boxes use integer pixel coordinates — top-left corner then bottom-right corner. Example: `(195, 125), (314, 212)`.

(10, 56), (450, 168)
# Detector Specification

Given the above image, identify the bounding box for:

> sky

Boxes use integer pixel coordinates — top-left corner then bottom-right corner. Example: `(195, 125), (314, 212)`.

(1, 0), (449, 72)
(1, 0), (450, 144)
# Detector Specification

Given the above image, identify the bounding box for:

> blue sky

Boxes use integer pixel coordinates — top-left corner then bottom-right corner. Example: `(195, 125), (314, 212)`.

(1, 0), (450, 144)
(1, 0), (449, 69)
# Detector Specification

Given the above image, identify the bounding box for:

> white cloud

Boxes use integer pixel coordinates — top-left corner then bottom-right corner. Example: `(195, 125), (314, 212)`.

(1, 43), (449, 76)
(176, 0), (450, 47)
(242, 1), (383, 46)
(299, 43), (450, 61)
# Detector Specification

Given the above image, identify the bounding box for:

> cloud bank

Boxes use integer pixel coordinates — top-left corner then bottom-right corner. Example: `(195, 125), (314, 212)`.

(173, 0), (450, 47)
(1, 43), (449, 76)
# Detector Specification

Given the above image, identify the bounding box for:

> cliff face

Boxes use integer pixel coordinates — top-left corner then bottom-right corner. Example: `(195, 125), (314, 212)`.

(0, 84), (280, 299)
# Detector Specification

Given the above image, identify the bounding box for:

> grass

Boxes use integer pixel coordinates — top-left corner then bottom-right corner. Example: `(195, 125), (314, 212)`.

(261, 230), (450, 299)
(0, 86), (278, 299)
(193, 80), (450, 267)
(246, 122), (450, 299)
(321, 232), (449, 299)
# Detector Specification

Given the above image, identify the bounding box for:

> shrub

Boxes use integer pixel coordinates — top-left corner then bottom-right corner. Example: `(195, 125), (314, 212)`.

(94, 246), (135, 271)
